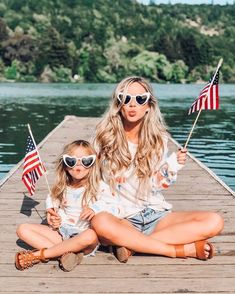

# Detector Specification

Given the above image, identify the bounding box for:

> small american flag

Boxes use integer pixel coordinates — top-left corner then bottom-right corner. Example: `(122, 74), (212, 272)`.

(188, 71), (220, 115)
(22, 134), (46, 196)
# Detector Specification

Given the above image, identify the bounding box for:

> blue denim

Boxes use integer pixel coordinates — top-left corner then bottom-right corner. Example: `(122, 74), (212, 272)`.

(127, 208), (171, 235)
(58, 224), (99, 256)
(59, 223), (81, 240)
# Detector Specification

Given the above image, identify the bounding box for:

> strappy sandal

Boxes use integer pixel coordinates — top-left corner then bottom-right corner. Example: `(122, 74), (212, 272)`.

(112, 246), (134, 263)
(59, 252), (83, 272)
(15, 248), (49, 270)
(175, 240), (214, 260)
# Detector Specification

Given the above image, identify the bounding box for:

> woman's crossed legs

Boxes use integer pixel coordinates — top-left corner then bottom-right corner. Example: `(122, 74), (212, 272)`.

(91, 210), (224, 259)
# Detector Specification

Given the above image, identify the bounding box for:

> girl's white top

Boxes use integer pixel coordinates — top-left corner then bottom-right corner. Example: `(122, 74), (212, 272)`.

(101, 139), (183, 219)
(46, 181), (120, 232)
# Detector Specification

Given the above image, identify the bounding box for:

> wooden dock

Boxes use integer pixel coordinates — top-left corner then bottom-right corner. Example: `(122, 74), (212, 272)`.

(0, 115), (234, 293)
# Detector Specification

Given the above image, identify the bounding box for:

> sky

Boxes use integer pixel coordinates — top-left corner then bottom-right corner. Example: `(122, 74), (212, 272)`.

(138, 0), (234, 4)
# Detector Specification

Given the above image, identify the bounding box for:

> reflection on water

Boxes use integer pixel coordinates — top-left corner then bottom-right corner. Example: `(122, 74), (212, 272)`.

(0, 83), (234, 191)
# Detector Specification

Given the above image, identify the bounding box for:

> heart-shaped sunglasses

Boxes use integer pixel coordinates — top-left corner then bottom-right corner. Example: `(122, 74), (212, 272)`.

(62, 154), (96, 168)
(117, 92), (150, 106)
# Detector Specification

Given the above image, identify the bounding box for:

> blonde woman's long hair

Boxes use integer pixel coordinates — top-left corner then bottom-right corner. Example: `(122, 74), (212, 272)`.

(51, 140), (100, 206)
(94, 76), (168, 198)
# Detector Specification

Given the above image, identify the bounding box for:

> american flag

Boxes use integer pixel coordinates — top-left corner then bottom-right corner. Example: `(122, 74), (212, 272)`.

(188, 71), (220, 115)
(22, 134), (46, 196)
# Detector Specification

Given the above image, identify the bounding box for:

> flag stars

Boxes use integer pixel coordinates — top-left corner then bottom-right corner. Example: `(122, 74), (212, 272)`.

(25, 136), (36, 154)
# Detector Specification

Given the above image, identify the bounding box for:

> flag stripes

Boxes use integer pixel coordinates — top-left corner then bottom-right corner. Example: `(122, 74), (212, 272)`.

(22, 134), (46, 196)
(188, 72), (220, 115)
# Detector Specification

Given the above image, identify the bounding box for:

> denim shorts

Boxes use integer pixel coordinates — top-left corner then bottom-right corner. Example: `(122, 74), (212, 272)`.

(127, 208), (171, 235)
(59, 223), (81, 240)
(58, 224), (99, 256)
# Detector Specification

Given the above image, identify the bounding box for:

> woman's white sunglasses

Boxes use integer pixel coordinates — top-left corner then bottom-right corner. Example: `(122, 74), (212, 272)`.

(62, 154), (96, 168)
(117, 92), (151, 106)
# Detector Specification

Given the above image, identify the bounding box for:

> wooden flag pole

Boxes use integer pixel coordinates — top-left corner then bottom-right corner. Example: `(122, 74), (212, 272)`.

(184, 58), (223, 149)
(27, 124), (51, 195)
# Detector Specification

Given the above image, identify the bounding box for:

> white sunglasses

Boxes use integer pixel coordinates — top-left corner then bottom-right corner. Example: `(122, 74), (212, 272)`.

(117, 92), (151, 106)
(62, 154), (96, 168)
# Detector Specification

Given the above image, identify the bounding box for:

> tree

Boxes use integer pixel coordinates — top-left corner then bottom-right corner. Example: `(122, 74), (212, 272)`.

(0, 35), (38, 65)
(35, 27), (72, 75)
(0, 18), (8, 41)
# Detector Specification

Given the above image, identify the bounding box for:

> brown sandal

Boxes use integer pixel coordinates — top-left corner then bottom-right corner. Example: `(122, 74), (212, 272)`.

(15, 248), (48, 270)
(59, 252), (83, 272)
(175, 240), (214, 260)
(195, 240), (214, 260)
(112, 246), (134, 263)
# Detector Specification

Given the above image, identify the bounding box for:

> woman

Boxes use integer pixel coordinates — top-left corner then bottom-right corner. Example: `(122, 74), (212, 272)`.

(91, 76), (224, 262)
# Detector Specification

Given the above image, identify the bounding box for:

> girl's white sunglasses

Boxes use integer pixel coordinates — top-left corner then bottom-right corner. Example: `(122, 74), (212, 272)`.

(62, 154), (96, 168)
(117, 92), (150, 106)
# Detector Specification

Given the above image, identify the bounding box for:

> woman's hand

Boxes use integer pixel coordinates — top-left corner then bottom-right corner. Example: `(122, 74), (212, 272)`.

(80, 207), (95, 221)
(115, 177), (126, 184)
(177, 148), (187, 165)
(46, 208), (61, 229)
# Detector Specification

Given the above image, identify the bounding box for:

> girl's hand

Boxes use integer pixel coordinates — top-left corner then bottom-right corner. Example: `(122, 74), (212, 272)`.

(80, 207), (95, 221)
(47, 208), (61, 229)
(177, 148), (187, 165)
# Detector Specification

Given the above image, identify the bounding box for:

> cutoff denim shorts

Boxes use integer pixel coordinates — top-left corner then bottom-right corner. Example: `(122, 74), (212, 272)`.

(127, 208), (171, 235)
(58, 223), (99, 257)
(59, 223), (81, 240)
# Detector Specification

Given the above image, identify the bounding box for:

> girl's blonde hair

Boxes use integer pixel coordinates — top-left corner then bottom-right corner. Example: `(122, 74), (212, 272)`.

(51, 140), (100, 206)
(94, 76), (168, 198)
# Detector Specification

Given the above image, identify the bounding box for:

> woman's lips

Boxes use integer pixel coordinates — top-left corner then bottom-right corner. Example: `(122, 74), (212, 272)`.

(128, 111), (136, 117)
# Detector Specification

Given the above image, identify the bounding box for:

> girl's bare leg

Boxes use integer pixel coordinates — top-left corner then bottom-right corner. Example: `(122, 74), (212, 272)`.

(16, 223), (62, 249)
(17, 228), (98, 267)
(43, 229), (98, 258)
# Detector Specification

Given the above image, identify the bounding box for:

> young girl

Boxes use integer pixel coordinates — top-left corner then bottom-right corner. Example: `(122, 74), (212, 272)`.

(90, 76), (224, 262)
(16, 140), (117, 271)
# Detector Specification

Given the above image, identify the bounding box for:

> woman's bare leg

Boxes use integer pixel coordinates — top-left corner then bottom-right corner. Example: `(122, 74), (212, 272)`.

(149, 211), (223, 258)
(16, 223), (62, 249)
(149, 211), (224, 244)
(92, 212), (176, 257)
(91, 212), (223, 258)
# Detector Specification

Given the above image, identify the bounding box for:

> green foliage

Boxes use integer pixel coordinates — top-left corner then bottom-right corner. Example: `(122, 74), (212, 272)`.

(0, 0), (234, 83)
(18, 74), (37, 82)
(0, 4), (7, 17)
(52, 66), (72, 82)
(4, 59), (19, 80)
(130, 51), (171, 81)
(171, 60), (188, 83)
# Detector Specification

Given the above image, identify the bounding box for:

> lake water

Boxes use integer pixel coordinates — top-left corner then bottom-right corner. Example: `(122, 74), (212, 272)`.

(0, 83), (234, 191)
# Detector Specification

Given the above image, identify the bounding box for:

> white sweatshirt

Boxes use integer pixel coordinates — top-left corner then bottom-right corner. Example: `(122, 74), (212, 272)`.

(101, 139), (183, 219)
